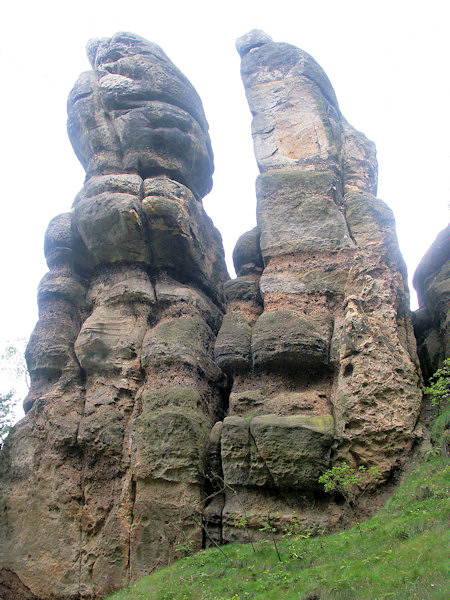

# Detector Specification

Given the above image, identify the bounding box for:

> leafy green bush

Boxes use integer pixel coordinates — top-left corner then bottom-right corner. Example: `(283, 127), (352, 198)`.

(430, 408), (449, 456)
(0, 390), (15, 448)
(318, 463), (381, 508)
(423, 358), (450, 456)
(423, 358), (450, 414)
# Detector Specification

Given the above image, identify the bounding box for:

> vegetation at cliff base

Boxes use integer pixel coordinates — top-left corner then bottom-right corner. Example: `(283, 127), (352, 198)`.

(424, 358), (450, 457)
(107, 456), (449, 600)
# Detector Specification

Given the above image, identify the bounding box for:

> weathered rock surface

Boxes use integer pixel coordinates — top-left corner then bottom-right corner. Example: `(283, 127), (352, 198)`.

(211, 30), (422, 541)
(413, 224), (450, 382)
(0, 29), (427, 599)
(0, 32), (228, 600)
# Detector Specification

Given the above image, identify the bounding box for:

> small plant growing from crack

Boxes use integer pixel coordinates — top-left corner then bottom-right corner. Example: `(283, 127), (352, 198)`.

(319, 463), (382, 507)
(319, 462), (381, 533)
(423, 358), (450, 457)
(423, 358), (450, 416)
(173, 538), (195, 558)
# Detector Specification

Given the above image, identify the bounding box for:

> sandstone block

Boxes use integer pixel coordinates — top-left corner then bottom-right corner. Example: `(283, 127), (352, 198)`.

(250, 414), (334, 489)
(215, 29), (423, 540)
(235, 29), (274, 58)
(77, 404), (125, 460)
(86, 266), (156, 307)
(68, 32), (213, 198)
(132, 410), (208, 483)
(37, 267), (86, 308)
(239, 35), (341, 173)
(44, 212), (93, 273)
(119, 102), (212, 198)
(141, 316), (214, 372)
(251, 309), (329, 371)
(259, 267), (348, 296)
(74, 191), (149, 265)
(214, 312), (252, 374)
(256, 170), (353, 260)
(229, 390), (264, 415)
(154, 276), (223, 332)
(26, 299), (81, 378)
(139, 387), (203, 414)
(232, 227), (264, 276)
(142, 177), (228, 299)
(220, 416), (270, 487)
(75, 304), (147, 375)
(224, 276), (262, 304)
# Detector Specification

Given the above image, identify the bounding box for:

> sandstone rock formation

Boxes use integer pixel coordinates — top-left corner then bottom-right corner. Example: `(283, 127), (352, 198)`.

(210, 30), (422, 541)
(0, 32), (229, 600)
(0, 30), (426, 600)
(413, 224), (450, 382)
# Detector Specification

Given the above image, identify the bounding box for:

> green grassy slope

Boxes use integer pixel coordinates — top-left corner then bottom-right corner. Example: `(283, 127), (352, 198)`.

(107, 457), (449, 600)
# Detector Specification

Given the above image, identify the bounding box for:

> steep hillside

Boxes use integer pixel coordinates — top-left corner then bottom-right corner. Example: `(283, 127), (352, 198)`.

(107, 456), (449, 600)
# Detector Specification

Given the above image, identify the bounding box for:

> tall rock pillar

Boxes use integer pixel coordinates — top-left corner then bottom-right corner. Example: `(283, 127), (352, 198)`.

(213, 31), (422, 539)
(0, 33), (229, 600)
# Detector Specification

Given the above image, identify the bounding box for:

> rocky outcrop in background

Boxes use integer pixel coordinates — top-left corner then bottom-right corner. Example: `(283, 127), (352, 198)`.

(0, 32), (229, 600)
(210, 30), (422, 542)
(0, 30), (428, 600)
(413, 224), (450, 382)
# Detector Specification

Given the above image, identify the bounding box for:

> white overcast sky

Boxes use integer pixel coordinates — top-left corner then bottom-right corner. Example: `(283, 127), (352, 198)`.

(1, 0), (449, 350)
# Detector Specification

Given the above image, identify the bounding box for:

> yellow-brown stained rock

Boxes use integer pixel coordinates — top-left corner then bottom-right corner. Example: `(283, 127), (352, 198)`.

(213, 30), (422, 539)
(0, 32), (228, 600)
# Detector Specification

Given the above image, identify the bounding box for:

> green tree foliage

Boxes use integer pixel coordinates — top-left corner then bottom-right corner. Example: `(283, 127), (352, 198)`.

(0, 389), (16, 448)
(423, 358), (450, 413)
(0, 339), (29, 449)
(423, 358), (450, 457)
(318, 463), (382, 508)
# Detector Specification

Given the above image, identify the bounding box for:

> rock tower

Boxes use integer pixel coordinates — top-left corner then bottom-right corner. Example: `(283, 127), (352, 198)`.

(211, 30), (422, 541)
(0, 32), (229, 599)
(0, 31), (425, 600)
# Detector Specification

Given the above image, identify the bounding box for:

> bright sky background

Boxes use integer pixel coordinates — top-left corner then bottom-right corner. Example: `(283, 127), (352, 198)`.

(1, 0), (449, 399)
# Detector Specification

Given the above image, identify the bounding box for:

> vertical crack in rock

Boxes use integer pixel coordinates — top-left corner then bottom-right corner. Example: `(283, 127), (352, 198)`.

(413, 224), (450, 383)
(127, 477), (137, 584)
(76, 370), (87, 600)
(90, 56), (125, 171)
(248, 428), (279, 491)
(0, 32), (228, 600)
(78, 448), (87, 599)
